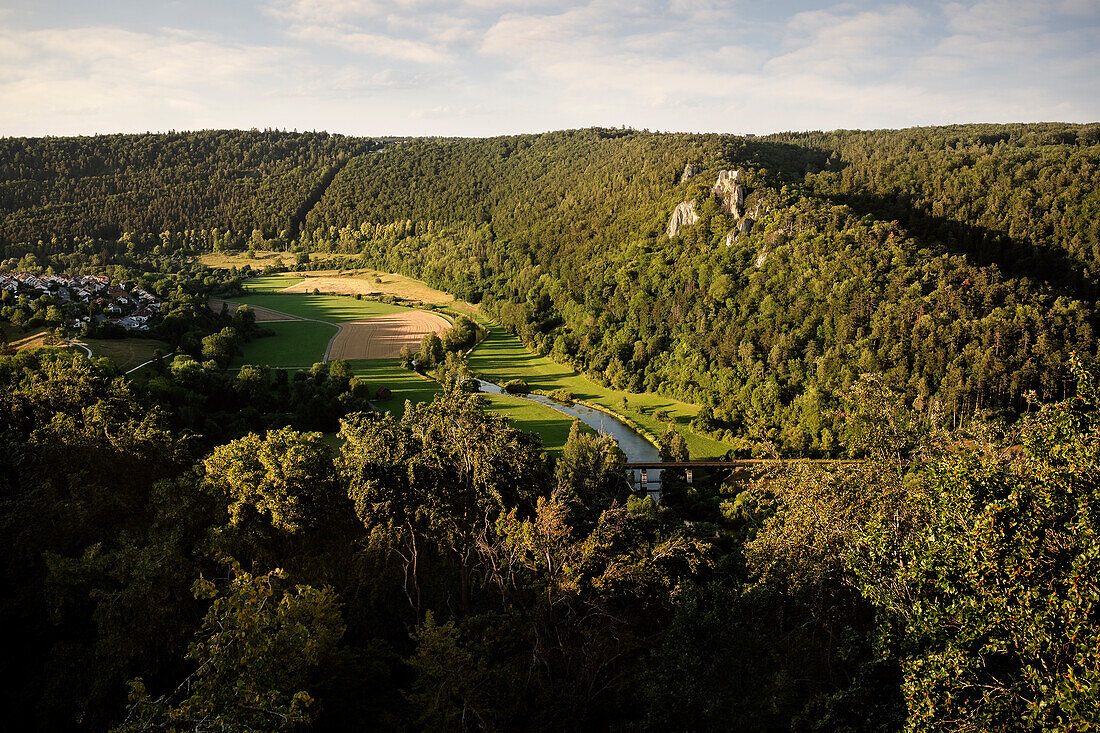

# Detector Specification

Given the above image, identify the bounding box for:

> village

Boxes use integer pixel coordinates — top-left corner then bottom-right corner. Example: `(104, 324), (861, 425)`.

(0, 272), (163, 331)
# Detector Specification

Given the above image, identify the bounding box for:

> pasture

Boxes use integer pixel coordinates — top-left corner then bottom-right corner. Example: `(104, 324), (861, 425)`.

(235, 321), (337, 368)
(467, 321), (734, 458)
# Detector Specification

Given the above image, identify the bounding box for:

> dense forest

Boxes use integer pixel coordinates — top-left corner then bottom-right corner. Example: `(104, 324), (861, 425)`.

(300, 124), (1100, 454)
(2, 124), (1100, 730)
(0, 130), (372, 244)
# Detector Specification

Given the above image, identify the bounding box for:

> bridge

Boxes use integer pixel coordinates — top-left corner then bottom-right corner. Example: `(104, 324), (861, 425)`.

(625, 459), (861, 493)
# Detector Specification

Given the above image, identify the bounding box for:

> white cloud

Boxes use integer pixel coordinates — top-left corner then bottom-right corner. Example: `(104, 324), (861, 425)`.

(0, 0), (1096, 136)
(291, 24), (452, 63)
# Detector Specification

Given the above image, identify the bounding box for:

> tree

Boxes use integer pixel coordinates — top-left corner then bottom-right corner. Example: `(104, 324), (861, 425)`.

(852, 358), (1100, 731)
(415, 332), (444, 370)
(555, 420), (628, 512)
(659, 425), (689, 461)
(339, 386), (548, 615)
(200, 326), (240, 368)
(202, 427), (338, 534)
(116, 565), (344, 732)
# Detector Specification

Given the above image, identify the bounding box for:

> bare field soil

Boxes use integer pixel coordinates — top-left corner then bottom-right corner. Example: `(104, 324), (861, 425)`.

(207, 300), (301, 322)
(328, 311), (451, 360)
(280, 271), (468, 308)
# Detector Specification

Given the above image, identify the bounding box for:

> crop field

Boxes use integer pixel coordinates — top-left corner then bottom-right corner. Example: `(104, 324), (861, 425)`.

(228, 292), (415, 323)
(199, 250), (298, 269)
(328, 312), (451, 360)
(78, 337), (171, 372)
(235, 321), (337, 368)
(207, 299), (301, 322)
(279, 270), (461, 306)
(467, 321), (734, 458)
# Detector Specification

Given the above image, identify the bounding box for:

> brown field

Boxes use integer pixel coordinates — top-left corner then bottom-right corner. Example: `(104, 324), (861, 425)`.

(199, 250), (294, 269)
(207, 300), (301, 322)
(4, 328), (62, 352)
(327, 311), (451, 360)
(280, 270), (471, 309)
(199, 251), (361, 269)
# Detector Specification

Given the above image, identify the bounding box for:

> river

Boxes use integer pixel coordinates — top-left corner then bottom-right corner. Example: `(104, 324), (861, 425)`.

(476, 380), (663, 493)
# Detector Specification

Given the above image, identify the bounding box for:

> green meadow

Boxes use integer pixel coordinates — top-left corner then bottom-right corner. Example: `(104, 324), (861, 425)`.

(347, 359), (575, 453)
(235, 320), (337, 368)
(241, 273), (304, 293)
(466, 321), (733, 458)
(230, 293), (413, 323)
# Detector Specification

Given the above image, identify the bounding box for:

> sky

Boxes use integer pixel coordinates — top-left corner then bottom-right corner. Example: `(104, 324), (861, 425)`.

(0, 0), (1097, 138)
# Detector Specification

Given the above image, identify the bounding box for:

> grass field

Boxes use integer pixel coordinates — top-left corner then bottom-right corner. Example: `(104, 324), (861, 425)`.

(230, 292), (418, 323)
(347, 358), (442, 412)
(241, 274), (304, 293)
(79, 337), (170, 372)
(346, 359), (575, 453)
(480, 394), (578, 453)
(467, 322), (734, 458)
(4, 327), (56, 352)
(235, 321), (337, 368)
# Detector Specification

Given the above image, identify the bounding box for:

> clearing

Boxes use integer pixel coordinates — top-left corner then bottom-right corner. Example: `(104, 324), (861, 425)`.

(78, 337), (171, 372)
(328, 312), (451, 360)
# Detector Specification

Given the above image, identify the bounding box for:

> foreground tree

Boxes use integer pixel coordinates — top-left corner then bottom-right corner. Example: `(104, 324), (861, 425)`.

(339, 387), (548, 616)
(854, 358), (1100, 731)
(116, 565), (344, 732)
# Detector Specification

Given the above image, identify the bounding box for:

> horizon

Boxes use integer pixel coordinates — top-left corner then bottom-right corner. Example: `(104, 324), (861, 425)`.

(2, 1), (1098, 138)
(4, 119), (1098, 142)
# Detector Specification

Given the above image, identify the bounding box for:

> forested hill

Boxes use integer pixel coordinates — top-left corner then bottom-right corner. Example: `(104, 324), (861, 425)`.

(0, 129), (372, 243)
(301, 124), (1100, 454)
(3, 123), (1100, 455)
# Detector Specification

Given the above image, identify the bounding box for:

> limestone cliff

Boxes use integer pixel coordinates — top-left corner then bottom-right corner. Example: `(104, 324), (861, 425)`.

(667, 200), (700, 239)
(712, 169), (745, 218)
(680, 163), (702, 182)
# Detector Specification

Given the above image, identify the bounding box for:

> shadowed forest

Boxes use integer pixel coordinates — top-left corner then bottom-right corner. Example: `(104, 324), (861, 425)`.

(2, 124), (1100, 731)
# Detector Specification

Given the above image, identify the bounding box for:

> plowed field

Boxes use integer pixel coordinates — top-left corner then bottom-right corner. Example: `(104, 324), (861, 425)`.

(328, 311), (450, 360)
(208, 300), (300, 322)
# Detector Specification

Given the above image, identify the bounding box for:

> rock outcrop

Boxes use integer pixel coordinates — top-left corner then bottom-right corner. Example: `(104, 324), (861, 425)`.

(738, 216), (754, 235)
(667, 200), (700, 239)
(681, 163), (702, 182)
(712, 169), (745, 218)
(754, 245), (769, 268)
(724, 230), (738, 247)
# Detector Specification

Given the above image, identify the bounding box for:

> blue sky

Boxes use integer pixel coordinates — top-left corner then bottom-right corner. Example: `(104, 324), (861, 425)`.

(1, 0), (1097, 137)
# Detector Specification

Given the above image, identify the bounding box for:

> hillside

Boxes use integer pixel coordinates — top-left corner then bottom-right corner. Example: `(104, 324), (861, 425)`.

(302, 124), (1100, 454)
(0, 129), (371, 243)
(3, 124), (1100, 731)
(3, 124), (1099, 455)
